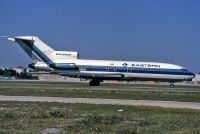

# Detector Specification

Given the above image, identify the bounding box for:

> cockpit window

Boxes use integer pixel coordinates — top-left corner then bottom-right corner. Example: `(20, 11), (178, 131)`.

(180, 68), (188, 71)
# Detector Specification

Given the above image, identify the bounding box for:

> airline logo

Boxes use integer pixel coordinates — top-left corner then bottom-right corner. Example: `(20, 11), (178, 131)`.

(122, 63), (128, 66)
(122, 63), (161, 68)
(132, 64), (160, 68)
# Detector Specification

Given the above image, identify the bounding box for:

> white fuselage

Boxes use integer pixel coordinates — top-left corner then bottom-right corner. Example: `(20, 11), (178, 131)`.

(5, 36), (195, 83)
(52, 59), (195, 82)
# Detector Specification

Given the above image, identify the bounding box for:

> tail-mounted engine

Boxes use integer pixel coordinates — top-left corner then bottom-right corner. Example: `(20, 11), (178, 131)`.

(28, 62), (53, 71)
(49, 63), (79, 70)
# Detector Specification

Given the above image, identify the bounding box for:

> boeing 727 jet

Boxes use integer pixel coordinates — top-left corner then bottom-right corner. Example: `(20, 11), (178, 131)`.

(3, 36), (195, 87)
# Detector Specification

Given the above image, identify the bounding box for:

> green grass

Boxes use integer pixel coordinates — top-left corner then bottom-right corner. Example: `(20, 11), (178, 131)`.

(0, 101), (200, 134)
(0, 81), (200, 102)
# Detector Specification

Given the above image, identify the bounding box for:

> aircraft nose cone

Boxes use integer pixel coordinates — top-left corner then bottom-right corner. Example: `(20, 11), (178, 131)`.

(188, 72), (195, 80)
(192, 73), (196, 79)
(185, 72), (195, 81)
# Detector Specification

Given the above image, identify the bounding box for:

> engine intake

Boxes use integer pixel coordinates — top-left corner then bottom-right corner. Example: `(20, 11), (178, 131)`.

(28, 62), (53, 71)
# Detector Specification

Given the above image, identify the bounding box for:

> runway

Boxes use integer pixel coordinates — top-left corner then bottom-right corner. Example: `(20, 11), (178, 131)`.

(0, 95), (200, 110)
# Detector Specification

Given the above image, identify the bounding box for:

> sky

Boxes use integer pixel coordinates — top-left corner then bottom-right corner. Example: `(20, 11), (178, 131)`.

(0, 0), (200, 72)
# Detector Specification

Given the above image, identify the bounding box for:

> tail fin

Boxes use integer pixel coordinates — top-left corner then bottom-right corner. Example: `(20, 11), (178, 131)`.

(3, 36), (55, 64)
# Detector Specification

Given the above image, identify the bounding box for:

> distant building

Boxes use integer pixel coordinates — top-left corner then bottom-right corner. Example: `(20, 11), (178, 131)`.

(12, 67), (25, 74)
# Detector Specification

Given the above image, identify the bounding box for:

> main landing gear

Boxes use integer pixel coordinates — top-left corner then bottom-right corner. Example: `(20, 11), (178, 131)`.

(89, 79), (101, 86)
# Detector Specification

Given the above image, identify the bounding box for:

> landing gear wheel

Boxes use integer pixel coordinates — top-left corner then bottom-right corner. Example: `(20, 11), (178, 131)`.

(170, 84), (175, 88)
(89, 80), (100, 86)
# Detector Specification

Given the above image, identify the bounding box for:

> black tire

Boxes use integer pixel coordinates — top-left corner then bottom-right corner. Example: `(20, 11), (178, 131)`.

(89, 81), (94, 86)
(170, 84), (175, 88)
(95, 81), (100, 86)
(89, 80), (100, 86)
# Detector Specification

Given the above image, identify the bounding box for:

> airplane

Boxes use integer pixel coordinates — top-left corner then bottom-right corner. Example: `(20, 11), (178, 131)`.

(3, 36), (195, 87)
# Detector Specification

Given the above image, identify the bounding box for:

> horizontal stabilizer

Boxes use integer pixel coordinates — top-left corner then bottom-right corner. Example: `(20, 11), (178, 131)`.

(1, 36), (16, 42)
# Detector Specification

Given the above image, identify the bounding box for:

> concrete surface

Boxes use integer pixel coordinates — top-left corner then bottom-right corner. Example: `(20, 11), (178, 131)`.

(0, 95), (200, 110)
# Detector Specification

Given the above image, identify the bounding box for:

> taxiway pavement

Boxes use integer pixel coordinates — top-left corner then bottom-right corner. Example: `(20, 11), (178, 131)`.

(0, 95), (200, 110)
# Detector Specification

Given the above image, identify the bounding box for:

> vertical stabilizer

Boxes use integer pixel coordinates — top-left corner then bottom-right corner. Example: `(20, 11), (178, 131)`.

(4, 36), (55, 64)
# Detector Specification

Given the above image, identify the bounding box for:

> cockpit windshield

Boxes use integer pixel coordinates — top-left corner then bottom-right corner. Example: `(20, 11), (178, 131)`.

(180, 68), (188, 71)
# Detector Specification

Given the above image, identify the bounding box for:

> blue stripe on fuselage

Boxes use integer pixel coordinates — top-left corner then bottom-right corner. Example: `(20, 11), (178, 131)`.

(78, 65), (194, 76)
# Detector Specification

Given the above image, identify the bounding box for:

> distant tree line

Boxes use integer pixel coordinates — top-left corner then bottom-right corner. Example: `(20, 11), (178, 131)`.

(0, 68), (38, 79)
(0, 69), (17, 76)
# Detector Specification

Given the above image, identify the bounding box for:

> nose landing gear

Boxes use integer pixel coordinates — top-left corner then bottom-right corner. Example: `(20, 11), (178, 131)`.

(170, 83), (175, 88)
